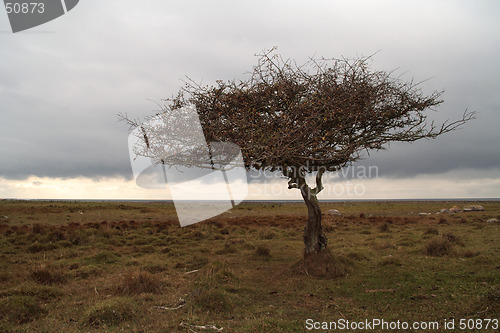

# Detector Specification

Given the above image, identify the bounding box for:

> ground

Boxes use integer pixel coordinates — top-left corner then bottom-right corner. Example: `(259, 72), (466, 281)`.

(0, 200), (499, 332)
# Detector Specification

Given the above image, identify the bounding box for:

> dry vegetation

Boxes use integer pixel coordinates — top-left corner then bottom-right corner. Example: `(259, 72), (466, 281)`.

(0, 200), (499, 332)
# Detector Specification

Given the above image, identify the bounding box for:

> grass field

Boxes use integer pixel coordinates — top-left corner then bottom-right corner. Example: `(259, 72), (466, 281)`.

(0, 200), (499, 332)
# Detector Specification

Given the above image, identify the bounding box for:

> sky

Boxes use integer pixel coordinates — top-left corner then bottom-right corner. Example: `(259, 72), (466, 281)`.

(1, 0), (499, 201)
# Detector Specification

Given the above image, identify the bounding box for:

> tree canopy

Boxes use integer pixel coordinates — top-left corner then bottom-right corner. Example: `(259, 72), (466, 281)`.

(166, 49), (473, 176)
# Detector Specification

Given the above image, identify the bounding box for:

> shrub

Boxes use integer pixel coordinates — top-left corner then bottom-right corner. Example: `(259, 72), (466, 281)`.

(0, 296), (46, 324)
(68, 229), (89, 245)
(378, 223), (390, 232)
(30, 266), (67, 285)
(117, 270), (162, 295)
(31, 223), (44, 235)
(44, 229), (65, 242)
(255, 245), (271, 257)
(442, 233), (464, 246)
(27, 242), (58, 253)
(83, 297), (135, 327)
(192, 289), (233, 314)
(424, 227), (439, 235)
(299, 249), (352, 278)
(215, 243), (238, 255)
(424, 237), (452, 256)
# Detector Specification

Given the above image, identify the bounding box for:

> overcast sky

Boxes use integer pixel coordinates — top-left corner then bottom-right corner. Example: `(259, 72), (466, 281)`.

(1, 0), (499, 200)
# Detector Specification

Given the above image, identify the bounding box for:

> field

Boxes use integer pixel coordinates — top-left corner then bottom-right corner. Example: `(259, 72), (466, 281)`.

(0, 200), (499, 332)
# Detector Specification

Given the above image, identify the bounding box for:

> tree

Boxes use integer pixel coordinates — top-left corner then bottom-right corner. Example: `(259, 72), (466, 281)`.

(122, 49), (474, 256)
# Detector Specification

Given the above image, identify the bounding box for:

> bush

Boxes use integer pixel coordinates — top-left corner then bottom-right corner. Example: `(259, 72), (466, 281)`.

(424, 227), (439, 235)
(378, 223), (390, 232)
(31, 223), (44, 235)
(438, 217), (448, 224)
(30, 266), (67, 285)
(117, 270), (161, 295)
(27, 242), (58, 253)
(299, 249), (352, 278)
(44, 229), (65, 242)
(68, 229), (90, 245)
(442, 233), (464, 246)
(255, 245), (271, 257)
(83, 297), (135, 327)
(215, 243), (238, 255)
(192, 289), (233, 314)
(0, 296), (46, 324)
(424, 237), (452, 256)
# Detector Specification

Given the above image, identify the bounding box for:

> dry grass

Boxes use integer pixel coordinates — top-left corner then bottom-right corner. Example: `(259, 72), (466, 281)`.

(424, 236), (453, 256)
(83, 297), (135, 327)
(298, 249), (352, 278)
(30, 265), (67, 285)
(115, 270), (162, 295)
(254, 244), (271, 257)
(0, 200), (499, 331)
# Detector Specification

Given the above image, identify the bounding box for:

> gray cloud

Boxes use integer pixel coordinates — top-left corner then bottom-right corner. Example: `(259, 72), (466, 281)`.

(1, 0), (499, 183)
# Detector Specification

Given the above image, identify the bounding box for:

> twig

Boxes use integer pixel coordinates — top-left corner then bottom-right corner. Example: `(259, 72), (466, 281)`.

(154, 298), (186, 310)
(184, 269), (200, 275)
(180, 322), (224, 332)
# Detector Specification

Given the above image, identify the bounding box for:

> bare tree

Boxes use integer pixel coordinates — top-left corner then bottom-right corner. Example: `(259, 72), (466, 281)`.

(122, 49), (474, 256)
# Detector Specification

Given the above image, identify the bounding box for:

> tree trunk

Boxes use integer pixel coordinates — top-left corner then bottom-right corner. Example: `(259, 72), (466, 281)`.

(301, 187), (328, 256)
(285, 168), (328, 256)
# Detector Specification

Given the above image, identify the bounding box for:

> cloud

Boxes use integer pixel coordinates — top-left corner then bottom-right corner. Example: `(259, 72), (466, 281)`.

(3, 167), (498, 200)
(0, 0), (499, 201)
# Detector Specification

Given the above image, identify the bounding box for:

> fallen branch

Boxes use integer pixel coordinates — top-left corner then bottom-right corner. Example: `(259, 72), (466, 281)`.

(154, 298), (186, 310)
(184, 269), (200, 275)
(180, 322), (223, 332)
